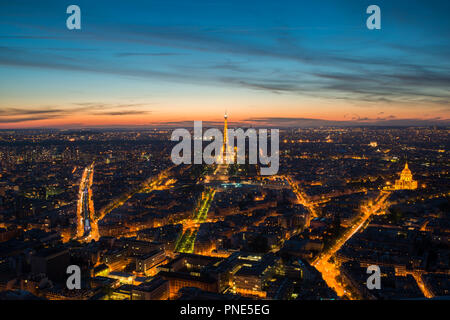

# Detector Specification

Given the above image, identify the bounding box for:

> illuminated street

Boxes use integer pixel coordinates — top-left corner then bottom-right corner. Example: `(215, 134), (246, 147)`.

(176, 187), (217, 253)
(76, 163), (96, 240)
(312, 191), (392, 299)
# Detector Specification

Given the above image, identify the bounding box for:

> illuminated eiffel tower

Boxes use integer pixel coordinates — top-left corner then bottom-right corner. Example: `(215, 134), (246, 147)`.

(213, 112), (231, 180)
(222, 112), (228, 163)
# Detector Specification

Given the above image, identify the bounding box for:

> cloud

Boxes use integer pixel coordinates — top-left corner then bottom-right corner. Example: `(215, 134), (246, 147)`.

(2, 26), (450, 109)
(93, 110), (151, 116)
(0, 115), (61, 123)
(0, 107), (65, 116)
(116, 52), (184, 57)
(0, 103), (153, 124)
(241, 117), (450, 127)
(0, 3), (449, 116)
(0, 107), (69, 123)
(156, 120), (227, 128)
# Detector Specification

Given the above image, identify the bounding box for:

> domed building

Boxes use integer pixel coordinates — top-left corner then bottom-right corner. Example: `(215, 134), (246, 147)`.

(394, 162), (418, 190)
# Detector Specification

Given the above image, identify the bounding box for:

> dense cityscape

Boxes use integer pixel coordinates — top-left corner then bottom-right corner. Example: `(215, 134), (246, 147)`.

(0, 118), (448, 300)
(1, 1), (449, 307)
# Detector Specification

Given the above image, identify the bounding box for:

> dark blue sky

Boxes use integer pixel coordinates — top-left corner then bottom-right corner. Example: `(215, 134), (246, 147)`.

(0, 0), (449, 127)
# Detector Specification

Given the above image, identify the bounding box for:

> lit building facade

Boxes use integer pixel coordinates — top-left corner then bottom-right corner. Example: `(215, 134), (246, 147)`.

(394, 163), (418, 190)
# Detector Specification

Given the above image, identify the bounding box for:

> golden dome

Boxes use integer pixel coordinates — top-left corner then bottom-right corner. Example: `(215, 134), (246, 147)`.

(394, 162), (418, 190)
(401, 162), (411, 175)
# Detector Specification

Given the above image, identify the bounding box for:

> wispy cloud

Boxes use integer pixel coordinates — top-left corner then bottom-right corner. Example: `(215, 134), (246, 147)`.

(0, 103), (153, 124)
(116, 52), (184, 57)
(241, 117), (450, 127)
(93, 110), (151, 116)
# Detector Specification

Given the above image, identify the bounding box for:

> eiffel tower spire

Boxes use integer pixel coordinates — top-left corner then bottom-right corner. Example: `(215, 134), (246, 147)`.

(223, 111), (228, 162)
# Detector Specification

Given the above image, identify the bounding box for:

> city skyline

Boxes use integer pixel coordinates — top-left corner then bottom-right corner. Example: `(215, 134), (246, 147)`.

(1, 0), (450, 128)
(0, 0), (449, 306)
(1, 125), (448, 301)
